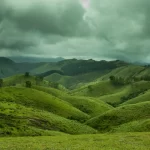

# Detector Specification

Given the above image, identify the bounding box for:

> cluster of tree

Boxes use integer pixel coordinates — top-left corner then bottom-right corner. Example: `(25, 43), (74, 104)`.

(49, 81), (59, 89)
(88, 85), (93, 92)
(109, 75), (150, 86)
(24, 72), (30, 77)
(140, 76), (150, 81)
(130, 76), (150, 82)
(109, 76), (131, 85)
(26, 81), (32, 88)
(0, 79), (3, 87)
(120, 88), (148, 103)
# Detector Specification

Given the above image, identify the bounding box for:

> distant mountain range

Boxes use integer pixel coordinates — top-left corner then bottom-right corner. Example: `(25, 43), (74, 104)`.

(9, 56), (64, 63)
(0, 57), (128, 78)
(1, 56), (150, 89)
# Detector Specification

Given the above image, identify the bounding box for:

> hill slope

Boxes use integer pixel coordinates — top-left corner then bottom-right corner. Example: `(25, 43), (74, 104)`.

(0, 101), (96, 136)
(33, 86), (113, 117)
(0, 87), (89, 122)
(86, 102), (150, 132)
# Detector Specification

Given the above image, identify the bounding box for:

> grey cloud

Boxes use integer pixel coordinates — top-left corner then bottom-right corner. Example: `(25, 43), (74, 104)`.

(0, 0), (150, 63)
(6, 0), (87, 36)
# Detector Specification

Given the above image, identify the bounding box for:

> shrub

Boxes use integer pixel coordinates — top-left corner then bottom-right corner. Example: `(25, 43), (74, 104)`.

(0, 78), (3, 87)
(26, 81), (32, 88)
(25, 72), (30, 77)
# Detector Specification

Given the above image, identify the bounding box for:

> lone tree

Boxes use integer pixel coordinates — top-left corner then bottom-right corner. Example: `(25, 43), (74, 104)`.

(25, 72), (30, 77)
(88, 85), (93, 92)
(0, 79), (3, 87)
(26, 81), (31, 88)
(109, 75), (115, 81)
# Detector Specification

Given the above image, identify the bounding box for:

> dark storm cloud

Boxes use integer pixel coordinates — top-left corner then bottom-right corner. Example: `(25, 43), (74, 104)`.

(0, 0), (150, 62)
(5, 0), (87, 36)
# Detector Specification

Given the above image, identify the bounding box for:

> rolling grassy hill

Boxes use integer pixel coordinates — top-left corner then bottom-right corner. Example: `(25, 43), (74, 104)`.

(113, 119), (150, 132)
(121, 89), (150, 105)
(72, 80), (125, 97)
(0, 87), (99, 136)
(97, 65), (145, 80)
(1, 57), (150, 148)
(0, 101), (96, 136)
(86, 102), (150, 132)
(71, 80), (150, 106)
(98, 81), (150, 106)
(44, 71), (105, 89)
(0, 87), (89, 122)
(33, 86), (113, 117)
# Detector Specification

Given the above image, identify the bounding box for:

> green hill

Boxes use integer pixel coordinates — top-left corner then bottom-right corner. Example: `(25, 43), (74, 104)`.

(121, 90), (150, 105)
(72, 81), (124, 97)
(86, 102), (150, 132)
(44, 71), (104, 89)
(0, 87), (89, 122)
(3, 74), (37, 86)
(97, 65), (145, 80)
(71, 80), (150, 107)
(33, 86), (113, 117)
(98, 81), (150, 106)
(113, 119), (150, 132)
(0, 101), (96, 136)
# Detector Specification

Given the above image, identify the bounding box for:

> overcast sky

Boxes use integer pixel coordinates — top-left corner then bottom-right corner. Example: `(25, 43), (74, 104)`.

(0, 0), (150, 62)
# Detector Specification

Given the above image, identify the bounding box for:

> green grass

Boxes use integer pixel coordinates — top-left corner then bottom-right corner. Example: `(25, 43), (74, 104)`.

(0, 133), (150, 150)
(3, 74), (48, 87)
(0, 100), (97, 136)
(113, 119), (150, 132)
(121, 90), (150, 105)
(98, 65), (145, 80)
(98, 81), (150, 106)
(33, 86), (113, 117)
(0, 87), (89, 121)
(86, 102), (150, 132)
(72, 81), (125, 97)
(3, 74), (35, 86)
(44, 71), (105, 89)
(99, 87), (130, 106)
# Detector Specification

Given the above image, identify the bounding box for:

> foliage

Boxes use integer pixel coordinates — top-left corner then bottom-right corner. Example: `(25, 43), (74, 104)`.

(0, 78), (3, 87)
(87, 85), (93, 92)
(109, 75), (131, 86)
(25, 81), (32, 88)
(24, 72), (30, 77)
(120, 89), (148, 103)
(49, 81), (59, 89)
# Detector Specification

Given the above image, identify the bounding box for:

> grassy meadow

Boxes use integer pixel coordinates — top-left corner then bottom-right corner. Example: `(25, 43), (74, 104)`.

(1, 59), (150, 149)
(0, 133), (150, 150)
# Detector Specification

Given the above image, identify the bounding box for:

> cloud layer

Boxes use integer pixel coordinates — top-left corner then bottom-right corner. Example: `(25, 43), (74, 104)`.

(0, 0), (150, 62)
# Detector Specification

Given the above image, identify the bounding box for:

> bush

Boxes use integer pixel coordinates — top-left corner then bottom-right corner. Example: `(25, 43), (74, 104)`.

(26, 81), (32, 88)
(49, 81), (59, 89)
(0, 79), (3, 87)
(120, 89), (148, 103)
(25, 72), (30, 77)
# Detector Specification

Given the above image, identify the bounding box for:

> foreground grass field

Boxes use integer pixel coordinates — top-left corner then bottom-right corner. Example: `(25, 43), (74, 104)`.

(0, 133), (150, 150)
